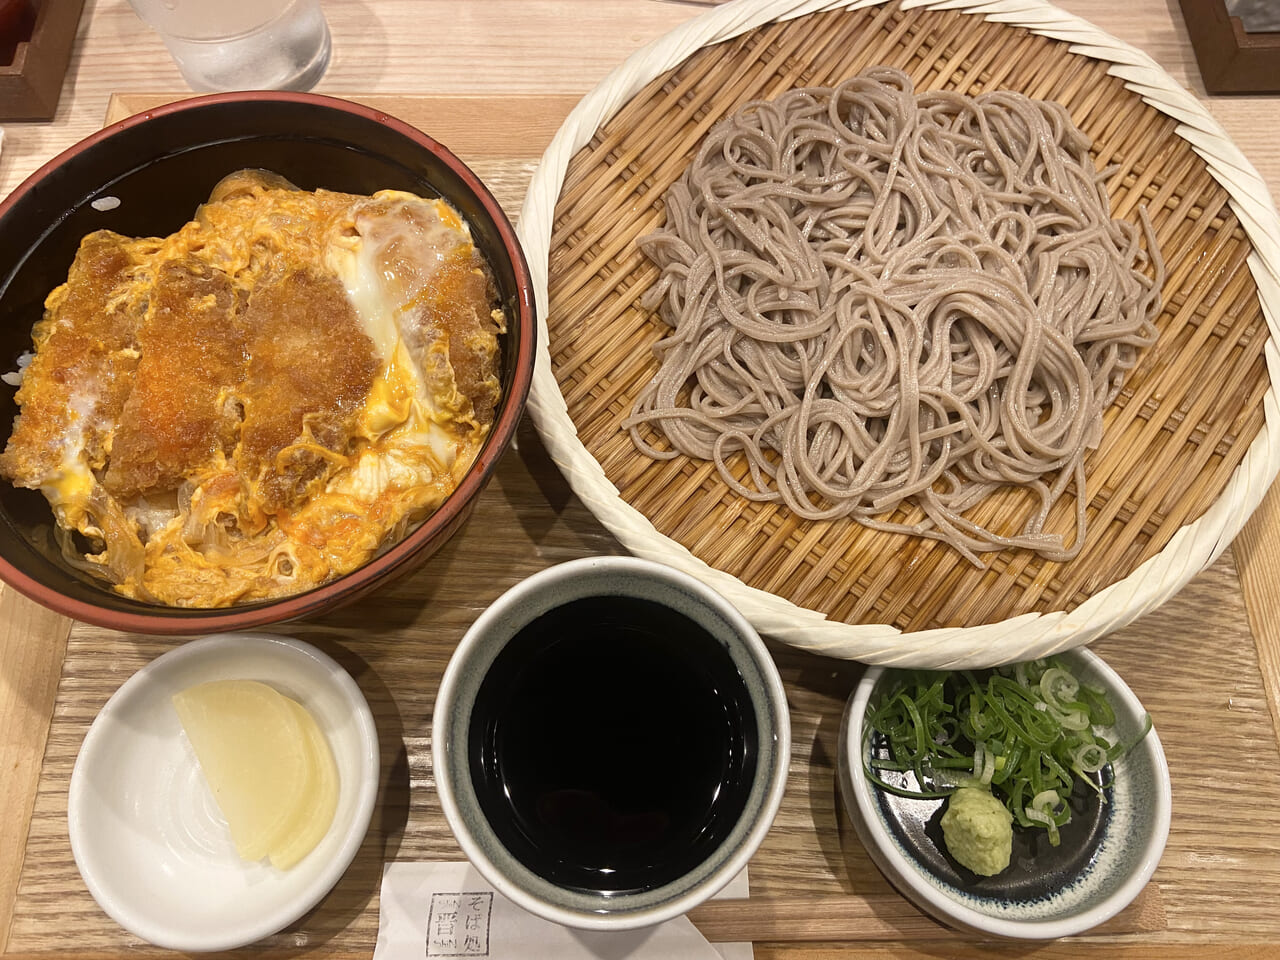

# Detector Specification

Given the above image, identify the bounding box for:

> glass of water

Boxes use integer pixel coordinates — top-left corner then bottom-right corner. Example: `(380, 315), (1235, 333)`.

(127, 0), (331, 93)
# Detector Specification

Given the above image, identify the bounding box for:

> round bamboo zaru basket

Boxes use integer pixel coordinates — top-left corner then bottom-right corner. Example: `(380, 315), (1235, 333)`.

(518, 0), (1280, 667)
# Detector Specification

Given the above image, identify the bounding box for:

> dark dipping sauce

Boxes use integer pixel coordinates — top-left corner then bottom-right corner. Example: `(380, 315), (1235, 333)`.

(468, 594), (758, 896)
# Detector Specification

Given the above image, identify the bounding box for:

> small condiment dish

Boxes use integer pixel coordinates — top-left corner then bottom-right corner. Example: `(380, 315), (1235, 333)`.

(68, 632), (379, 951)
(837, 646), (1170, 939)
(433, 555), (790, 930)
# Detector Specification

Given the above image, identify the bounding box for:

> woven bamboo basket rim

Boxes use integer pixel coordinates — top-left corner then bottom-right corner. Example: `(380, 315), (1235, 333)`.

(518, 0), (1280, 668)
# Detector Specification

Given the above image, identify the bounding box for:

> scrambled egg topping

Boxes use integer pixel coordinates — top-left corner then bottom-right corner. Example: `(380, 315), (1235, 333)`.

(0, 169), (505, 607)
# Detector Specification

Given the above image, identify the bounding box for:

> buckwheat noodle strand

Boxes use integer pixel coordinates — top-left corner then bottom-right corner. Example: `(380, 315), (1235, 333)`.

(626, 68), (1163, 564)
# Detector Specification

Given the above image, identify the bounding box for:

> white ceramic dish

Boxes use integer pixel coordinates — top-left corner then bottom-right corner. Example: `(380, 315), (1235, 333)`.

(67, 632), (379, 952)
(837, 647), (1170, 939)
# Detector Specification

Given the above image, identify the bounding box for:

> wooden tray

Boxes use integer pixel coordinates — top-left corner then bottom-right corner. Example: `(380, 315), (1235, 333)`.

(526, 0), (1280, 664)
(0, 0), (84, 120)
(2, 91), (1280, 959)
(1178, 0), (1280, 93)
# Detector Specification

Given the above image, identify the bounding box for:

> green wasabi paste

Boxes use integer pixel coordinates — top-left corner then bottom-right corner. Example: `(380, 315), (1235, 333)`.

(940, 785), (1013, 876)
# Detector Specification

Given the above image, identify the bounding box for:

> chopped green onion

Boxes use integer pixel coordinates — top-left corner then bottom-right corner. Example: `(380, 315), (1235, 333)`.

(1039, 667), (1078, 711)
(863, 657), (1151, 845)
(1071, 742), (1108, 774)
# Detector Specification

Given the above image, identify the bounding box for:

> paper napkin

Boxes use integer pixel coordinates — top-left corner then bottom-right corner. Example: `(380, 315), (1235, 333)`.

(375, 862), (752, 960)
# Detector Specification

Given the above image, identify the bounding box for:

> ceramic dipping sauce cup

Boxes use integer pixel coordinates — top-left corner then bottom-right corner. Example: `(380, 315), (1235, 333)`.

(432, 555), (790, 930)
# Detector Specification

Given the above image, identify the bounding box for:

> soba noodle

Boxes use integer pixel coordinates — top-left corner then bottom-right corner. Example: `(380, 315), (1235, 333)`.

(627, 67), (1164, 564)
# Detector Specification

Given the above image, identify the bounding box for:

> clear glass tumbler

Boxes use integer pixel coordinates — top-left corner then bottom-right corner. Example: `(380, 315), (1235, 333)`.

(127, 0), (331, 93)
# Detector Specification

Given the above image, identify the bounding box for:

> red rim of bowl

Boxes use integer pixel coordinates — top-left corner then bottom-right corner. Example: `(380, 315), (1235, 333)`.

(0, 91), (536, 634)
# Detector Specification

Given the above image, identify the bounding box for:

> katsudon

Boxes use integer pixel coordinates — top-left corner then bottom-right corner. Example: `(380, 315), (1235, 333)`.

(0, 169), (506, 607)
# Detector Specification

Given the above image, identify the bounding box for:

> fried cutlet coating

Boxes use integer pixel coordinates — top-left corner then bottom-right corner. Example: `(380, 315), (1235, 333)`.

(103, 259), (245, 500)
(0, 231), (147, 488)
(405, 251), (503, 426)
(238, 268), (379, 515)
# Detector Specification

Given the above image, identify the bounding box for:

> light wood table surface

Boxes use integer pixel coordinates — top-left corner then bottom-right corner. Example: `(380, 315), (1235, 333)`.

(3, 1), (1280, 958)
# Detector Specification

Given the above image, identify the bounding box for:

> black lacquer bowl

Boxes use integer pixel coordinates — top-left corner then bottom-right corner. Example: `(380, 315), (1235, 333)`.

(0, 93), (535, 633)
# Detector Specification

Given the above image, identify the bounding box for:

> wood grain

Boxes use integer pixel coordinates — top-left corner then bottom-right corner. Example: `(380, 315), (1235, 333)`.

(105, 93), (581, 162)
(3, 1), (1280, 958)
(0, 591), (70, 954)
(754, 946), (1280, 960)
(0, 0), (85, 121)
(685, 886), (1165, 940)
(1231, 481), (1280, 739)
(1177, 0), (1280, 93)
(2, 0), (1274, 210)
(9, 421), (1280, 954)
